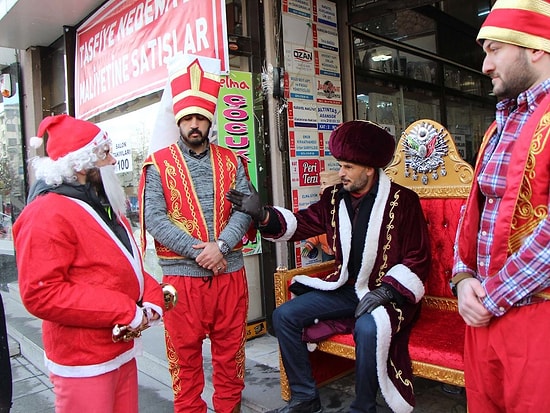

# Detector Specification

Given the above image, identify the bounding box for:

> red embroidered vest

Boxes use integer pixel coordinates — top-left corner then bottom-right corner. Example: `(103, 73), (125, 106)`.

(139, 143), (241, 259)
(458, 95), (550, 281)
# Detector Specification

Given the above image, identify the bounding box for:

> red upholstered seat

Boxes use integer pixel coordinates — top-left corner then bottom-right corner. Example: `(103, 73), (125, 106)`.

(420, 198), (464, 298)
(409, 307), (464, 372)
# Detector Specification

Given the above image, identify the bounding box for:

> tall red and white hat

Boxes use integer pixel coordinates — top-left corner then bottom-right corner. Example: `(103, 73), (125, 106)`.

(477, 0), (550, 53)
(148, 54), (222, 154)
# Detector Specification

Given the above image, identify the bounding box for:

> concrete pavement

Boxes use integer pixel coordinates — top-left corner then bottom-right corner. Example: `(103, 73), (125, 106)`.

(3, 280), (467, 412)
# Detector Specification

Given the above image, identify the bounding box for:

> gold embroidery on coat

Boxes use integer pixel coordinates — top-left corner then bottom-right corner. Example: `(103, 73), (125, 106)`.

(391, 302), (404, 333)
(390, 357), (413, 389)
(509, 113), (550, 253)
(377, 190), (399, 284)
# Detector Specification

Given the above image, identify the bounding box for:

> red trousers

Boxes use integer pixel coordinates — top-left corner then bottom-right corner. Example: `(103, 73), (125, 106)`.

(464, 301), (550, 412)
(163, 269), (248, 413)
(50, 359), (138, 413)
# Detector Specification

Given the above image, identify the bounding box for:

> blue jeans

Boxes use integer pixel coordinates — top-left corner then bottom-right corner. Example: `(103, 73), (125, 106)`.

(272, 285), (379, 412)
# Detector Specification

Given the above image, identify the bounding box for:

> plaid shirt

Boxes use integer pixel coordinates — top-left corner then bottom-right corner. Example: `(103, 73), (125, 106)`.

(454, 78), (550, 316)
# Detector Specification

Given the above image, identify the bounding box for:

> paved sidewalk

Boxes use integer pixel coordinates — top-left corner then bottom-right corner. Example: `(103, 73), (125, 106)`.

(3, 282), (467, 412)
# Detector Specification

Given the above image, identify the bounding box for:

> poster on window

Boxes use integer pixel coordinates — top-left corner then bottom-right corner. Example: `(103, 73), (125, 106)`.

(289, 129), (320, 158)
(283, 0), (312, 18)
(315, 77), (342, 105)
(453, 134), (467, 160)
(75, 0), (229, 120)
(288, 74), (315, 101)
(216, 71), (260, 256)
(288, 101), (318, 129)
(313, 0), (337, 27)
(284, 45), (316, 76)
(315, 49), (340, 78)
(283, 0), (341, 267)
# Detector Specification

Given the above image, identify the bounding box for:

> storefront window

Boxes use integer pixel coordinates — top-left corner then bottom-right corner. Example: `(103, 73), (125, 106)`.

(446, 95), (494, 165)
(354, 38), (440, 85)
(95, 101), (162, 277)
(0, 49), (26, 288)
(356, 79), (441, 139)
(444, 63), (492, 97)
(353, 28), (495, 160)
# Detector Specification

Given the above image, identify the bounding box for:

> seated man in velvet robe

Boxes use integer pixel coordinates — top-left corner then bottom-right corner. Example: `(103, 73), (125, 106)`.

(227, 120), (431, 413)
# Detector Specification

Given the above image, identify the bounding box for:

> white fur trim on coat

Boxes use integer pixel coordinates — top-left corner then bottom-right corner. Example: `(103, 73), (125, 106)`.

(371, 307), (414, 413)
(262, 206), (298, 242)
(386, 263), (425, 303)
(354, 171), (391, 299)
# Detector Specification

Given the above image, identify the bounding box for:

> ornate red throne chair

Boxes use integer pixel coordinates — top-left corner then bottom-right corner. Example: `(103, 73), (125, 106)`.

(273, 119), (474, 400)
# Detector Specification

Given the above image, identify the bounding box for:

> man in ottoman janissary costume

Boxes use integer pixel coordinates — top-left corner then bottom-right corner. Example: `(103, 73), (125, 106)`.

(139, 54), (252, 413)
(451, 1), (550, 411)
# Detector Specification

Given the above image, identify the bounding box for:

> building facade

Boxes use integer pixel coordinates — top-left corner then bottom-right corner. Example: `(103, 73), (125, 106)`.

(0, 0), (496, 326)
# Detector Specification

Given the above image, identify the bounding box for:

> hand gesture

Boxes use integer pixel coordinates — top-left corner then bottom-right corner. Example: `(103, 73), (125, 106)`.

(226, 181), (267, 224)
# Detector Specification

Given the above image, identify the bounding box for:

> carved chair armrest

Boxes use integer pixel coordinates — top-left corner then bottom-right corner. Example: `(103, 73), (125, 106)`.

(273, 261), (335, 307)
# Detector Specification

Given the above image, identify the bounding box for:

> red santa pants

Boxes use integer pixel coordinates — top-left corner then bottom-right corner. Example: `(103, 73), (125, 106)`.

(163, 269), (248, 413)
(464, 301), (550, 412)
(50, 359), (138, 413)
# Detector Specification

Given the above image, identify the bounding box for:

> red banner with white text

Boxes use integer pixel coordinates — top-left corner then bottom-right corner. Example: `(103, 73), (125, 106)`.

(75, 0), (229, 120)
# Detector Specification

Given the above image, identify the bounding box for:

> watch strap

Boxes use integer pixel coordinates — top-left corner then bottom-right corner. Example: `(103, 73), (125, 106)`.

(449, 273), (473, 296)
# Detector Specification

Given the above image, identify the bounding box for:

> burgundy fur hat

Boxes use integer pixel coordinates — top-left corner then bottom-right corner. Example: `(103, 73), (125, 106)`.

(329, 120), (396, 167)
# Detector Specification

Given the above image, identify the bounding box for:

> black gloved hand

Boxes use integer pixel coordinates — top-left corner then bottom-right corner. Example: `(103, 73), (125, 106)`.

(355, 284), (398, 318)
(226, 181), (267, 224)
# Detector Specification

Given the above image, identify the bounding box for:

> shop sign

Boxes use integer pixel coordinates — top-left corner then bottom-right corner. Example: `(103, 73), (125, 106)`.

(75, 0), (229, 120)
(216, 71), (260, 255)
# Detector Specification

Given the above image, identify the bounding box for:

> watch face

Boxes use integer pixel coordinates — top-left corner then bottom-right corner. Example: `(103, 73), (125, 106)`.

(218, 241), (230, 255)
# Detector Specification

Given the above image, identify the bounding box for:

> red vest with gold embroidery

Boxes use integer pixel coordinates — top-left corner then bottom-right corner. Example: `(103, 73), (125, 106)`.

(458, 95), (550, 281)
(140, 143), (241, 259)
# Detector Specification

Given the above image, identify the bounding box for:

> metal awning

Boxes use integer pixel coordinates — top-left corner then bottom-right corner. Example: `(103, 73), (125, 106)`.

(0, 0), (103, 50)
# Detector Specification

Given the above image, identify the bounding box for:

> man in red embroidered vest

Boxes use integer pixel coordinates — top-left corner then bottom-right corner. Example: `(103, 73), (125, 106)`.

(13, 115), (165, 413)
(452, 1), (550, 411)
(139, 55), (252, 413)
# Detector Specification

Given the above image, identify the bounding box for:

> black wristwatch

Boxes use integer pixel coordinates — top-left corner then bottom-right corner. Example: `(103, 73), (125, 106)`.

(449, 274), (473, 297)
(217, 240), (230, 256)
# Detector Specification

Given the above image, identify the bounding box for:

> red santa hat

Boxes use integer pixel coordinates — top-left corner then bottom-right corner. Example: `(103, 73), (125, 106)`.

(169, 56), (221, 125)
(329, 120), (395, 168)
(477, 0), (550, 53)
(30, 114), (108, 161)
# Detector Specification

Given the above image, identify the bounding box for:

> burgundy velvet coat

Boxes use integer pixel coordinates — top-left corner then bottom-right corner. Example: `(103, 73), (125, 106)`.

(264, 171), (431, 413)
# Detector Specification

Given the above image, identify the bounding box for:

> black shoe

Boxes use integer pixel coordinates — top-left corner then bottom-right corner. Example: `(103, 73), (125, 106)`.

(269, 397), (322, 413)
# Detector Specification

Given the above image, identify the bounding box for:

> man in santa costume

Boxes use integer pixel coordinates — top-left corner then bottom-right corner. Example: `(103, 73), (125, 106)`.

(139, 54), (252, 413)
(451, 0), (550, 411)
(12, 114), (165, 413)
(227, 120), (431, 413)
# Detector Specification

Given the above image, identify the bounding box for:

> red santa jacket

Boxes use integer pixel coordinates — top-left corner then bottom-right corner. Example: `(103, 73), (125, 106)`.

(13, 193), (164, 377)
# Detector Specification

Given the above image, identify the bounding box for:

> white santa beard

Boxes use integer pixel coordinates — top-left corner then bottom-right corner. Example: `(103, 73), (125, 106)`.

(99, 165), (128, 217)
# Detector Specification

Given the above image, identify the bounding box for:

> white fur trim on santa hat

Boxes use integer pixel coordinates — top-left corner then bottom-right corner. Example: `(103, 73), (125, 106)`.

(30, 136), (44, 149)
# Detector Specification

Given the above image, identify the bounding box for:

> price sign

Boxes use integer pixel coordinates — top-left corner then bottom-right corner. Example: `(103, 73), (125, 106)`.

(112, 140), (133, 174)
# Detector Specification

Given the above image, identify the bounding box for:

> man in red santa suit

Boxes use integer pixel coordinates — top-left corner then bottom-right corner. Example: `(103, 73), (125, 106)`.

(12, 114), (166, 413)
